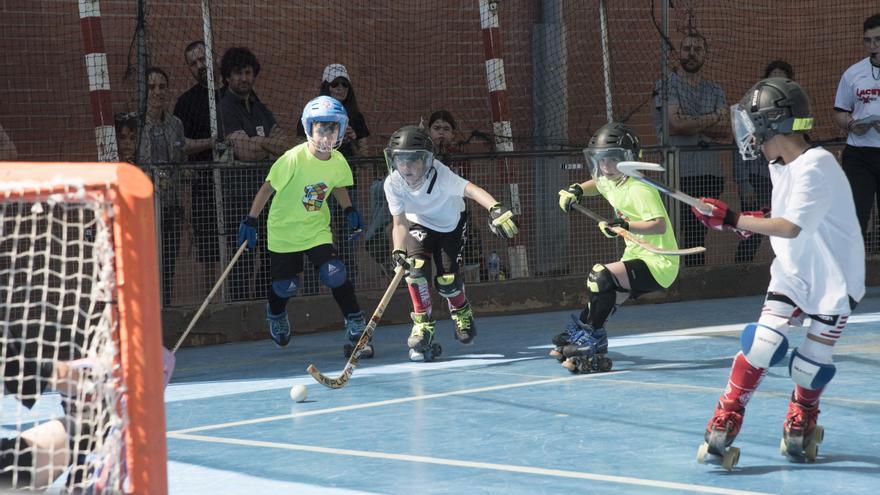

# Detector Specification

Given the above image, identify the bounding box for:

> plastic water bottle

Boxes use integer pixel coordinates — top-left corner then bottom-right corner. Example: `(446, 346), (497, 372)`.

(487, 250), (500, 280)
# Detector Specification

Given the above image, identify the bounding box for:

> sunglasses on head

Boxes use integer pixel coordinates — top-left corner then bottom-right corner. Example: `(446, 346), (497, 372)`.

(330, 79), (350, 89)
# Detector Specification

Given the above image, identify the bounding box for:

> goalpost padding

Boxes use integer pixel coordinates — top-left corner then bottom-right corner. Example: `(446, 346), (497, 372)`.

(0, 163), (167, 494)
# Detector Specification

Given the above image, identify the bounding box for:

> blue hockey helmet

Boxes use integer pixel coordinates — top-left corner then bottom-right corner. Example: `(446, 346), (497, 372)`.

(301, 95), (349, 151)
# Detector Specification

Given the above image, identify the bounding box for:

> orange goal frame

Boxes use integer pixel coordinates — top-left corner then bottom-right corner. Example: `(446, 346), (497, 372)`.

(0, 162), (168, 495)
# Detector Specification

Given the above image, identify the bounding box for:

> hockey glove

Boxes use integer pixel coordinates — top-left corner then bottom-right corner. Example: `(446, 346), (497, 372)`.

(344, 206), (365, 241)
(488, 203), (519, 239)
(391, 249), (411, 270)
(558, 183), (584, 212)
(598, 217), (630, 238)
(237, 215), (258, 250)
(691, 198), (758, 240)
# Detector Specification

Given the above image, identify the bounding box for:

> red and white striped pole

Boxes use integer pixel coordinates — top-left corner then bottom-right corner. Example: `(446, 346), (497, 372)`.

(478, 0), (513, 154)
(477, 0), (528, 279)
(79, 0), (118, 161)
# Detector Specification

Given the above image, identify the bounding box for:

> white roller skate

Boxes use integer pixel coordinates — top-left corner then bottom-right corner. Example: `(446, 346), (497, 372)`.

(343, 311), (372, 359)
(408, 312), (441, 362)
(780, 395), (823, 462)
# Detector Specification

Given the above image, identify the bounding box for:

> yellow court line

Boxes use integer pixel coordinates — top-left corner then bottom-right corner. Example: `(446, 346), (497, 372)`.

(167, 432), (774, 495)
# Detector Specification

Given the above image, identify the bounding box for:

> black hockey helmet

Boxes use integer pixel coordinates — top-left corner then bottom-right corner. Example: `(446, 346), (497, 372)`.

(583, 122), (641, 184)
(731, 77), (813, 160)
(385, 125), (436, 189)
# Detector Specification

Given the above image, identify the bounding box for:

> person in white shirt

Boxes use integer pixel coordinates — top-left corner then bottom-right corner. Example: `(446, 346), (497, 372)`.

(833, 13), (880, 244)
(690, 78), (865, 469)
(383, 126), (518, 361)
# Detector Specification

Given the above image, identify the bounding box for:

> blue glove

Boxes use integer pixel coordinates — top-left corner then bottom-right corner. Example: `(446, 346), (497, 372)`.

(344, 206), (365, 240)
(238, 216), (258, 250)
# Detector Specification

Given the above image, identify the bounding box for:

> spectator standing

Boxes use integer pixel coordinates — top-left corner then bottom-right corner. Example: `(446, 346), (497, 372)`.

(833, 13), (880, 250)
(138, 67), (186, 306)
(114, 112), (137, 164)
(653, 30), (728, 266)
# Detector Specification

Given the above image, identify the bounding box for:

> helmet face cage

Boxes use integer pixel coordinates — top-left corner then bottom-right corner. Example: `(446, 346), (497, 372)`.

(731, 104), (760, 161)
(584, 147), (633, 185)
(301, 96), (349, 152)
(385, 149), (434, 190)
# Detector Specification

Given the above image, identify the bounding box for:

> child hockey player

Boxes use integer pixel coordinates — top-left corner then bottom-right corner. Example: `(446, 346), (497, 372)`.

(554, 122), (680, 373)
(693, 78), (864, 468)
(238, 95), (369, 357)
(384, 125), (518, 361)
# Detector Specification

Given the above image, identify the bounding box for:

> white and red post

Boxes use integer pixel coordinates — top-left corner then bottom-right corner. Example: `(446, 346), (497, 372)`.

(79, 0), (118, 161)
(477, 0), (528, 278)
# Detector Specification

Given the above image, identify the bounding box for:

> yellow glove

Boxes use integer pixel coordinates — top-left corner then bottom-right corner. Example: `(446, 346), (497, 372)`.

(558, 183), (583, 212)
(488, 203), (519, 239)
(598, 218), (629, 238)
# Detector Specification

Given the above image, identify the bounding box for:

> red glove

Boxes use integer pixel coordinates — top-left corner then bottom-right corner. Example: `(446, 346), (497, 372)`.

(691, 198), (759, 240)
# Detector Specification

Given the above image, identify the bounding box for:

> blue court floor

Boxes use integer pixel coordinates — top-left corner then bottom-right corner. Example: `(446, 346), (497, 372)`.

(163, 289), (880, 495)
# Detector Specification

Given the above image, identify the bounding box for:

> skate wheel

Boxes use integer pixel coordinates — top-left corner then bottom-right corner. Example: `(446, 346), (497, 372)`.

(432, 343), (442, 357)
(360, 345), (374, 359)
(576, 358), (593, 374)
(721, 446), (740, 471)
(696, 442), (710, 464)
(779, 438), (788, 457)
(812, 425), (824, 445)
(596, 356), (612, 372)
(804, 442), (819, 462)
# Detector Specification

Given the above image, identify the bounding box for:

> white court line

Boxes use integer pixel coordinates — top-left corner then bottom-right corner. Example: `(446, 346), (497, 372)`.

(168, 370), (629, 434)
(167, 432), (773, 495)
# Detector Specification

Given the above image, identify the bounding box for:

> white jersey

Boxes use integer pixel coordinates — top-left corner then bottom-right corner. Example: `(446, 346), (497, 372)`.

(834, 57), (880, 148)
(384, 159), (469, 232)
(767, 147), (865, 315)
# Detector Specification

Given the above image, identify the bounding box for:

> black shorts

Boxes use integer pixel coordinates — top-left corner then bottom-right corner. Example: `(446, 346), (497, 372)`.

(269, 244), (340, 281)
(621, 259), (664, 298)
(404, 212), (467, 275)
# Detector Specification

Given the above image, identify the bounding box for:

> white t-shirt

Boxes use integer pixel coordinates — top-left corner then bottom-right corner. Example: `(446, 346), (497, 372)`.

(834, 57), (880, 148)
(767, 147), (865, 315)
(384, 159), (469, 232)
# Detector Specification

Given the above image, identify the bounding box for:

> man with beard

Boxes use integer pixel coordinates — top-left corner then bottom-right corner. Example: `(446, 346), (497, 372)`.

(653, 31), (728, 266)
(217, 46), (293, 300)
(174, 41), (225, 273)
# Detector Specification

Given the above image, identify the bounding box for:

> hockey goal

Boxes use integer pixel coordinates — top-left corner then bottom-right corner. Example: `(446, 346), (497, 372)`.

(0, 163), (167, 494)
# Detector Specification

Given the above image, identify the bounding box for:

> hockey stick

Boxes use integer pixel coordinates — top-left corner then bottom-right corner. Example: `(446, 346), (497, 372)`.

(571, 202), (705, 256)
(172, 241), (249, 354)
(616, 161), (713, 215)
(307, 265), (406, 389)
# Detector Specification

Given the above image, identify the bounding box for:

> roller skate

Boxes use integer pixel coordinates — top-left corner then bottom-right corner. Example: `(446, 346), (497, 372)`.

(780, 395), (823, 462)
(696, 402), (743, 471)
(408, 312), (442, 362)
(549, 314), (586, 362)
(343, 311), (373, 359)
(266, 304), (291, 347)
(560, 319), (611, 374)
(451, 303), (477, 344)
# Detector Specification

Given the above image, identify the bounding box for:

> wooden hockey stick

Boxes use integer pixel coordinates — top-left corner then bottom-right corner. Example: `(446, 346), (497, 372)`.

(616, 161), (714, 215)
(172, 241), (248, 354)
(571, 202), (705, 256)
(307, 265), (406, 389)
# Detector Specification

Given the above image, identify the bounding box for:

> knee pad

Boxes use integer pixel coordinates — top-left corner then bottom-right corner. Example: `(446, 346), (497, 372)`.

(319, 259), (347, 288)
(586, 264), (619, 297)
(434, 273), (463, 298)
(740, 323), (789, 368)
(405, 256), (430, 281)
(271, 275), (301, 298)
(789, 348), (836, 390)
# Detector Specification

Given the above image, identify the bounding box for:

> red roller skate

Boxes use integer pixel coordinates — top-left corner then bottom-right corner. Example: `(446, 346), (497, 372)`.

(780, 395), (823, 462)
(697, 402), (743, 471)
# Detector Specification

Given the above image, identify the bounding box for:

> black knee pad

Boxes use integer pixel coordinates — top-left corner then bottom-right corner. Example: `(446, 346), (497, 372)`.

(585, 264), (624, 328)
(407, 256), (431, 281)
(434, 272), (463, 298)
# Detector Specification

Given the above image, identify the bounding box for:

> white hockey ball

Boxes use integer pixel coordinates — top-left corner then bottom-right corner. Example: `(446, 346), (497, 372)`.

(289, 384), (308, 402)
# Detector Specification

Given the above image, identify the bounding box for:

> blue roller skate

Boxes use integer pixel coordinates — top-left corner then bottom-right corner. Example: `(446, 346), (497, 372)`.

(560, 317), (611, 374)
(343, 311), (372, 359)
(549, 314), (586, 361)
(266, 305), (291, 347)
